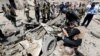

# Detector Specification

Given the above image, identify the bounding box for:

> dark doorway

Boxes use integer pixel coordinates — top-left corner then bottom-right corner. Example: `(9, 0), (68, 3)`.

(9, 0), (16, 9)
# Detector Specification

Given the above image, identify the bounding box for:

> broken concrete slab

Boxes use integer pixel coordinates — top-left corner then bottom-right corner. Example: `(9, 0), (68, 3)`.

(91, 30), (100, 39)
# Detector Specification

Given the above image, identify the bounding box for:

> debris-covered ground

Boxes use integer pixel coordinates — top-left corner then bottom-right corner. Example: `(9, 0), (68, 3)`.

(0, 0), (100, 56)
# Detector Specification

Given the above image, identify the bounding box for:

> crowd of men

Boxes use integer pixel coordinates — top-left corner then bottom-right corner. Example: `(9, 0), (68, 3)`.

(0, 1), (100, 56)
(0, 1), (89, 26)
(1, 1), (99, 27)
(34, 2), (57, 23)
(33, 1), (88, 25)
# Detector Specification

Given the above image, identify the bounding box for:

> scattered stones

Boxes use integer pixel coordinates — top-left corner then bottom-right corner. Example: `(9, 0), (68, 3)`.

(0, 0), (100, 56)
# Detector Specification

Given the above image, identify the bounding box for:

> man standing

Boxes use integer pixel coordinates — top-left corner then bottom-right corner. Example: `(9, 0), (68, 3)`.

(35, 3), (40, 22)
(42, 3), (46, 23)
(59, 2), (65, 14)
(81, 3), (98, 27)
(46, 2), (51, 20)
(9, 6), (17, 27)
(2, 4), (6, 14)
(51, 2), (56, 14)
(24, 5), (31, 22)
(5, 4), (17, 27)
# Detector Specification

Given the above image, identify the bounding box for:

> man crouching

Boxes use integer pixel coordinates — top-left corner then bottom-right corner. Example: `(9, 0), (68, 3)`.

(57, 22), (84, 56)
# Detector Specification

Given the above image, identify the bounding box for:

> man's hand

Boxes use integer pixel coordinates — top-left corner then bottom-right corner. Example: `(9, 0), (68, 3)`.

(62, 28), (69, 37)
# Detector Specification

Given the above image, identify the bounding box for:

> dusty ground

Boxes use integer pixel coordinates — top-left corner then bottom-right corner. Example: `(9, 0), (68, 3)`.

(0, 0), (100, 56)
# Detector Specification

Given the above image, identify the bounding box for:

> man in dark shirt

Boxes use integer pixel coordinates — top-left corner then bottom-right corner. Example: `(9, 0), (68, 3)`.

(65, 8), (80, 26)
(62, 22), (81, 47)
(59, 2), (65, 14)
(62, 23), (82, 55)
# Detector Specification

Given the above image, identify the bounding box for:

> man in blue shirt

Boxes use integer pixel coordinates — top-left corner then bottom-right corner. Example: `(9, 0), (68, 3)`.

(81, 2), (98, 27)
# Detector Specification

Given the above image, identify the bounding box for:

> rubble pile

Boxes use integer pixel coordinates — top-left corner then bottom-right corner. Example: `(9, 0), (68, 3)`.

(0, 15), (41, 56)
(0, 0), (100, 56)
(0, 13), (65, 56)
(0, 40), (40, 56)
(0, 12), (100, 56)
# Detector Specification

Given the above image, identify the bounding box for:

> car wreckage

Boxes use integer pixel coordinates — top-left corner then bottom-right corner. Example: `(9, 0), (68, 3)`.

(0, 14), (65, 56)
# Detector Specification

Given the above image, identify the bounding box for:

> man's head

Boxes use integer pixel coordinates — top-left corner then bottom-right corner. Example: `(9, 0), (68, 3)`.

(47, 2), (50, 5)
(62, 2), (64, 4)
(91, 2), (95, 8)
(67, 22), (76, 28)
(53, 2), (55, 4)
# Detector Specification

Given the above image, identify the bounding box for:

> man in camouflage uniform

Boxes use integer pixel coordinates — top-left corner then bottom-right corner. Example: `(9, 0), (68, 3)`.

(35, 3), (40, 22)
(46, 2), (51, 20)
(41, 3), (47, 23)
(78, 3), (86, 19)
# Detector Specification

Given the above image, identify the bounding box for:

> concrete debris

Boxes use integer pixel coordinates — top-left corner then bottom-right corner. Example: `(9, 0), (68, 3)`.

(0, 39), (40, 56)
(0, 16), (100, 56)
(19, 40), (30, 49)
(1, 23), (16, 37)
(0, 0), (100, 56)
(91, 29), (100, 38)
